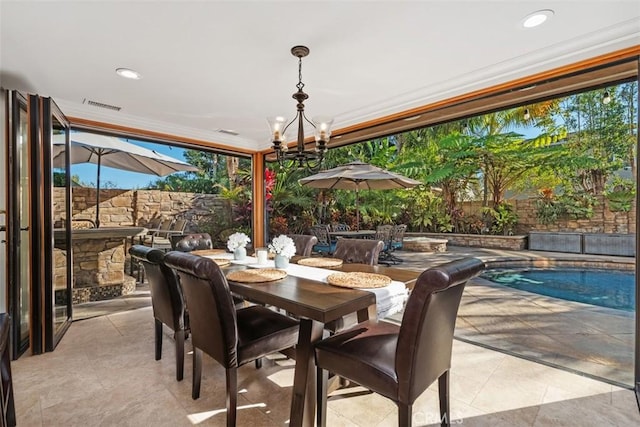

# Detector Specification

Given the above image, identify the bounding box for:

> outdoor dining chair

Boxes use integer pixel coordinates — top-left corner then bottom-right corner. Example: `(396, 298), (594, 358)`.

(129, 245), (189, 382)
(378, 224), (405, 265)
(309, 224), (336, 254)
(314, 257), (486, 427)
(330, 223), (351, 232)
(163, 251), (299, 427)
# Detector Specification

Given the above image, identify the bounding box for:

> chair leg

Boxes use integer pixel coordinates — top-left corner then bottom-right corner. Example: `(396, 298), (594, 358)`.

(154, 319), (163, 361)
(438, 370), (450, 427)
(398, 402), (412, 427)
(192, 348), (202, 400)
(175, 330), (185, 382)
(255, 358), (262, 369)
(316, 367), (328, 427)
(226, 367), (238, 427)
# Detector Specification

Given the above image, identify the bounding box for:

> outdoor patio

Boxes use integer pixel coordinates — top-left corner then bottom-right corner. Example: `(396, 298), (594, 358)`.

(15, 246), (638, 425)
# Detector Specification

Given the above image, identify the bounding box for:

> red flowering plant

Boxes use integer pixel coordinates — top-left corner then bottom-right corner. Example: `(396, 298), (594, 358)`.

(265, 168), (276, 205)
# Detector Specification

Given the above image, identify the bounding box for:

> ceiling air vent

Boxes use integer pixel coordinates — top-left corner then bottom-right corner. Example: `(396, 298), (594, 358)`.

(84, 99), (122, 111)
(218, 129), (239, 136)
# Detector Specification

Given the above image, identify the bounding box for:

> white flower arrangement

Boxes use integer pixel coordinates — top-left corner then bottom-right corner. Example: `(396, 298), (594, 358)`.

(268, 235), (296, 259)
(227, 232), (250, 251)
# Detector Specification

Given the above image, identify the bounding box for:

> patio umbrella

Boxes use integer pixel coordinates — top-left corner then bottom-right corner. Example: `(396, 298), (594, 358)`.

(53, 132), (198, 227)
(299, 161), (421, 230)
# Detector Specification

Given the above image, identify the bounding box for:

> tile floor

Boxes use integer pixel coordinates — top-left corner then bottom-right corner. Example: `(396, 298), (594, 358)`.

(12, 304), (640, 426)
(14, 247), (640, 426)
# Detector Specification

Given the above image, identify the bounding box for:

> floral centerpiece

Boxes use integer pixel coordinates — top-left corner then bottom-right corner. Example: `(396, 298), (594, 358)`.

(227, 232), (250, 260)
(268, 235), (296, 268)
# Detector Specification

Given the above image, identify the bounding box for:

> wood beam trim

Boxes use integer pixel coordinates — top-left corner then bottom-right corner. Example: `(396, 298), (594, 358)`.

(67, 117), (254, 156)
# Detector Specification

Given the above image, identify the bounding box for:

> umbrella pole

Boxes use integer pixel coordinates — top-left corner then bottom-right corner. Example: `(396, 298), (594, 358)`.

(355, 188), (360, 231)
(95, 154), (101, 228)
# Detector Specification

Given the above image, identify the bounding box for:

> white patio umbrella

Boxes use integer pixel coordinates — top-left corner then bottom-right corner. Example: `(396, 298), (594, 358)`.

(53, 132), (198, 227)
(299, 161), (421, 230)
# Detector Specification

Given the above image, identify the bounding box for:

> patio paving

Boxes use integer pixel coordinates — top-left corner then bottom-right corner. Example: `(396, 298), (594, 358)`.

(388, 246), (635, 387)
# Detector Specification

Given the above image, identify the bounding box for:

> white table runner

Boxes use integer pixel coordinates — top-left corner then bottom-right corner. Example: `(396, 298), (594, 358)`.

(206, 254), (408, 319)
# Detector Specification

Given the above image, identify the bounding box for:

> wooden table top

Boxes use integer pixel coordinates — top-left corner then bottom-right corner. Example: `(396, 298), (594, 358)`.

(224, 262), (418, 322)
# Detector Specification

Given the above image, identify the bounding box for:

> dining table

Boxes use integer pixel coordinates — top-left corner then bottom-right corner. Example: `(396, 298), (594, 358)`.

(213, 254), (420, 427)
(328, 229), (377, 239)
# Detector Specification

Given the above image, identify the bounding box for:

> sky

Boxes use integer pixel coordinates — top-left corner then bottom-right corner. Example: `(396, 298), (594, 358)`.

(70, 138), (189, 189)
(69, 125), (539, 189)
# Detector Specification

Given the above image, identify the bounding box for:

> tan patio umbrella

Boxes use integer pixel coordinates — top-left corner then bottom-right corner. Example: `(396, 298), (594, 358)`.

(299, 161), (421, 230)
(53, 132), (199, 227)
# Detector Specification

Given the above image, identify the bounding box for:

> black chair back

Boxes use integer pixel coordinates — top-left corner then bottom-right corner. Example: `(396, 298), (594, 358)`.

(130, 245), (184, 332)
(171, 233), (213, 252)
(287, 234), (318, 257)
(397, 257), (485, 403)
(333, 238), (384, 265)
(164, 251), (239, 367)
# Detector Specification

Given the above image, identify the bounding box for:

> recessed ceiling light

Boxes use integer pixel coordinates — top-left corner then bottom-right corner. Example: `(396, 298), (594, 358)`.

(403, 115), (422, 121)
(521, 9), (554, 28)
(116, 68), (142, 80)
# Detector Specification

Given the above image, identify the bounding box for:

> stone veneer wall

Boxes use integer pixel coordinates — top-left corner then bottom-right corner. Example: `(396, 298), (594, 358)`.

(459, 195), (636, 234)
(52, 188), (228, 303)
(54, 188), (228, 232)
(407, 232), (528, 250)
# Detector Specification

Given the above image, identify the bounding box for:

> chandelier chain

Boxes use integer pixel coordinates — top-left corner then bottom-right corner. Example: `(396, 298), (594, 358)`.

(296, 57), (305, 92)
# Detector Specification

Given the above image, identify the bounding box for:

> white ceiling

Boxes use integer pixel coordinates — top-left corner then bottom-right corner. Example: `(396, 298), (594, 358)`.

(1, 1), (639, 153)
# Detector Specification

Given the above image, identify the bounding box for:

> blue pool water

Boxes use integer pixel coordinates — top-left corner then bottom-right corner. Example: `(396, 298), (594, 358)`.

(481, 269), (636, 311)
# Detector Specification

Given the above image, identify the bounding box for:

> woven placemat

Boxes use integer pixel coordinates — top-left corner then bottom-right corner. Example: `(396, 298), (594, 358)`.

(326, 272), (392, 289)
(297, 257), (344, 269)
(226, 268), (287, 283)
(191, 249), (228, 256)
(209, 258), (231, 267)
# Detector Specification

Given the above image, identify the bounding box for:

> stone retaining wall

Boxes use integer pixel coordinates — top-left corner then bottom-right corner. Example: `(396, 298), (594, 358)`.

(54, 188), (228, 232)
(460, 195), (636, 234)
(407, 232), (528, 250)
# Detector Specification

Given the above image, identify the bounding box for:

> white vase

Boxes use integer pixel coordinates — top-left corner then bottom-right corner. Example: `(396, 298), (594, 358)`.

(233, 247), (246, 261)
(274, 254), (289, 269)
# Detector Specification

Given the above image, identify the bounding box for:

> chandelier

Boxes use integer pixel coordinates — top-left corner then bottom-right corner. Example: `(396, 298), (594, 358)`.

(268, 45), (333, 171)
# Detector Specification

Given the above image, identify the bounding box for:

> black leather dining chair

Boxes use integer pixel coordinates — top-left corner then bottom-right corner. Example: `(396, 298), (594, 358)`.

(129, 245), (189, 381)
(287, 234), (318, 257)
(164, 251), (299, 427)
(325, 239), (385, 333)
(314, 257), (485, 427)
(332, 238), (384, 265)
(0, 313), (16, 427)
(171, 232), (213, 252)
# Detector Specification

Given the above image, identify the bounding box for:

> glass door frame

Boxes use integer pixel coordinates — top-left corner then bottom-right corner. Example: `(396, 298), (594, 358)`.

(7, 91), (32, 358)
(42, 98), (72, 351)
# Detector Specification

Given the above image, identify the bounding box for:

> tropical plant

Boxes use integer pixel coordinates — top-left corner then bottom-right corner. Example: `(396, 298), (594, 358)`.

(604, 178), (636, 212)
(482, 202), (518, 235)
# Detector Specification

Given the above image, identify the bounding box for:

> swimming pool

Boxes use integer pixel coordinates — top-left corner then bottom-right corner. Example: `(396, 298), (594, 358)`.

(481, 268), (636, 311)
